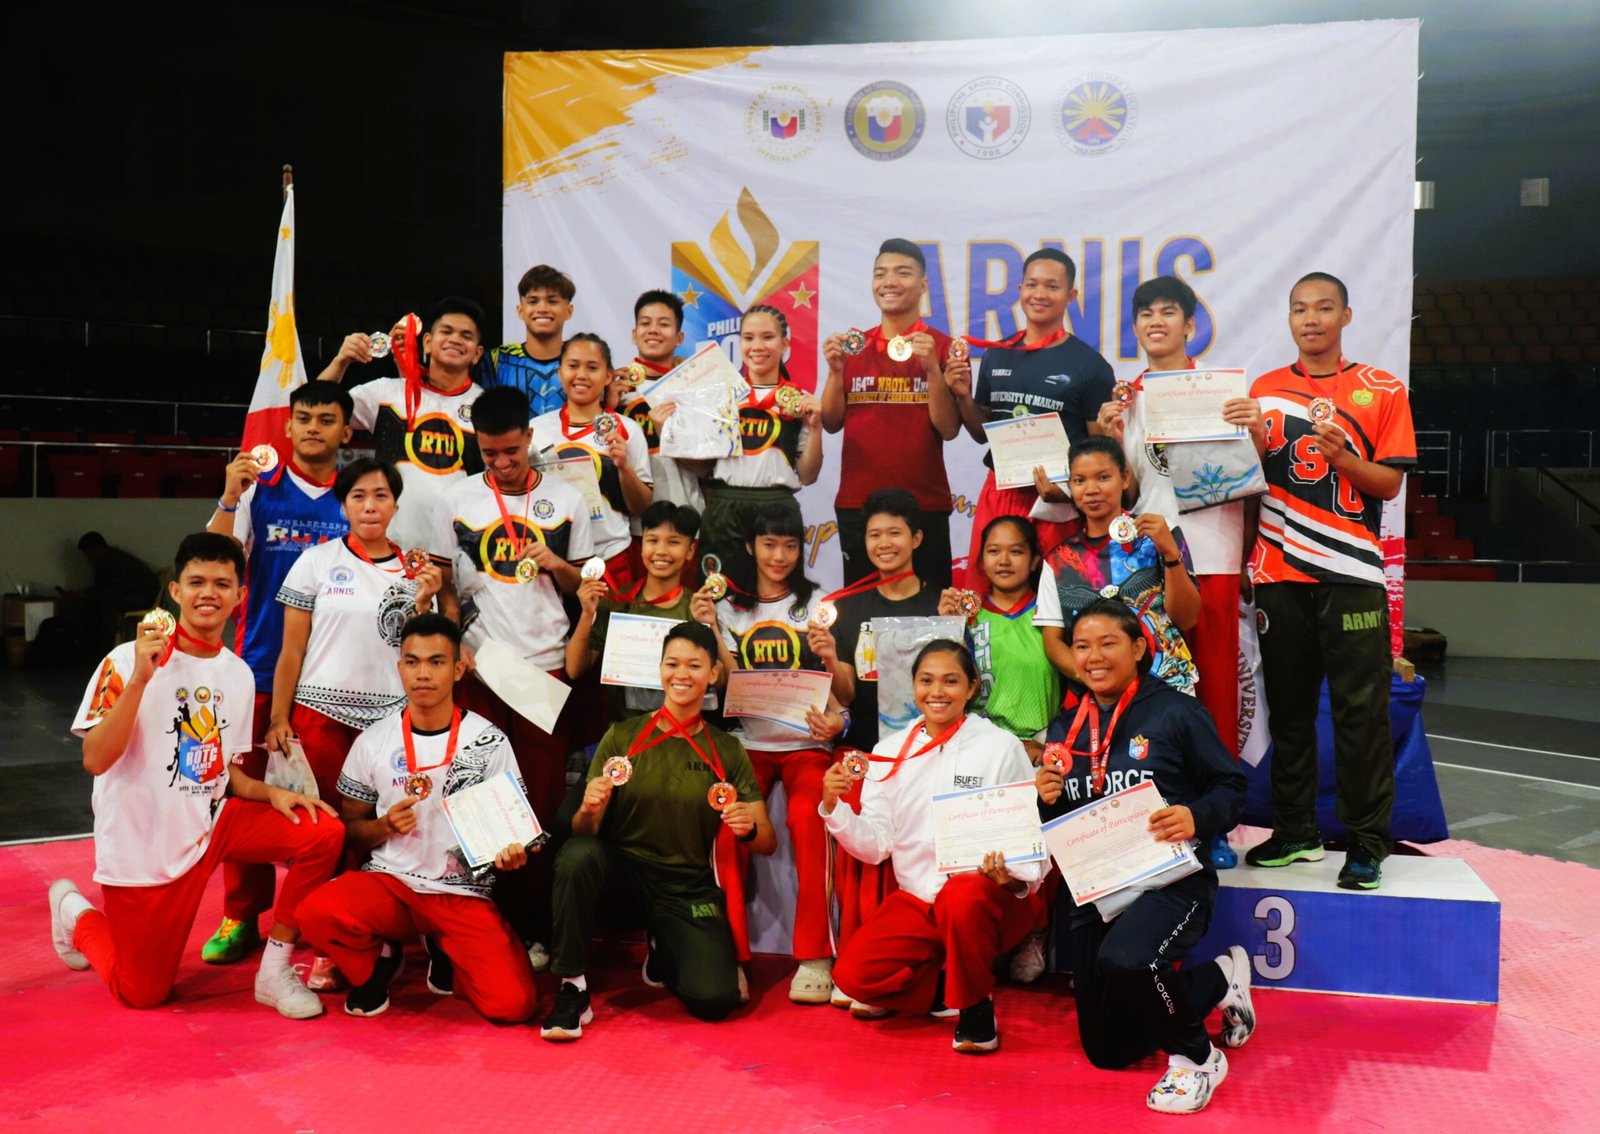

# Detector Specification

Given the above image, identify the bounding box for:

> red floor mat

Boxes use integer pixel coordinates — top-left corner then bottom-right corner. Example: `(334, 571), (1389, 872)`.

(2, 833), (1592, 1132)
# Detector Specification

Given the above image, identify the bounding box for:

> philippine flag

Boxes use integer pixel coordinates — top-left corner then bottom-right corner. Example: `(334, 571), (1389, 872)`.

(769, 112), (799, 139)
(241, 186), (308, 458)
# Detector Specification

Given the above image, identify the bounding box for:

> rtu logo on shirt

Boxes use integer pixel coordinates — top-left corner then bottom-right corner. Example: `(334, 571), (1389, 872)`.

(739, 407), (781, 453)
(738, 621), (802, 669)
(404, 412), (467, 475)
(478, 518), (547, 584)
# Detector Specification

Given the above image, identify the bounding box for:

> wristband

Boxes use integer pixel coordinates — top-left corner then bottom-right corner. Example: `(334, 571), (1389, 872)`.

(217, 498), (239, 513)
(737, 824), (758, 844)
(1161, 557), (1182, 568)
(838, 708), (853, 733)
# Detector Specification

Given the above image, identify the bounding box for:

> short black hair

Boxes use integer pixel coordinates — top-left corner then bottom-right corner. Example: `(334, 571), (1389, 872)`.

(862, 488), (923, 534)
(518, 264), (576, 303)
(640, 500), (701, 539)
(877, 238), (926, 273)
(1294, 271), (1349, 308)
(174, 531), (245, 582)
(1023, 247), (1077, 288)
(662, 619), (719, 662)
(401, 612), (462, 654)
(289, 380), (354, 423)
(911, 637), (980, 685)
(634, 289), (684, 328)
(77, 531), (107, 552)
(1131, 275), (1197, 321)
(335, 457), (403, 503)
(426, 296), (488, 343)
(1069, 435), (1128, 475)
(472, 386), (532, 437)
(561, 332), (612, 369)
(1066, 597), (1153, 675)
(730, 499), (817, 612)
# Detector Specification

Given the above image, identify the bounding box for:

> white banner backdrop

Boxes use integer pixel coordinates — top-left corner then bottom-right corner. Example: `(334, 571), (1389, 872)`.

(503, 19), (1418, 595)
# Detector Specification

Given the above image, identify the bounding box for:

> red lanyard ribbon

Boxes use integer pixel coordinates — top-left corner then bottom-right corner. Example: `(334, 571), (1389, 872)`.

(1064, 679), (1140, 794)
(822, 569), (917, 606)
(625, 709), (726, 782)
(745, 379), (794, 412)
(345, 535), (404, 574)
(610, 576), (685, 607)
(402, 707), (462, 773)
(488, 470), (535, 562)
(392, 314), (424, 430)
(960, 326), (1069, 352)
(864, 319), (930, 352)
(159, 623), (223, 667)
(874, 715), (967, 781)
(559, 404), (621, 442)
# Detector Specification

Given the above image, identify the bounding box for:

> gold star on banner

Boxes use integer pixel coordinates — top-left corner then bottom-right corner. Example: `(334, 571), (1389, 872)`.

(787, 283), (815, 308)
(679, 284), (703, 308)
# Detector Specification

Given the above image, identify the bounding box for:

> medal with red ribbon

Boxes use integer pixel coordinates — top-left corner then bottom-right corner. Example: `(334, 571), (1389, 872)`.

(871, 715), (967, 781)
(811, 568), (918, 628)
(488, 469), (537, 566)
(400, 706), (462, 800)
(156, 620), (224, 668)
(958, 326), (1069, 352)
(1061, 679), (1140, 795)
(617, 708), (737, 810)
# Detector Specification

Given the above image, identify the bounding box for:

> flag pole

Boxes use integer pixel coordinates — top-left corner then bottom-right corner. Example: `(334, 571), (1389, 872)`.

(282, 163), (293, 200)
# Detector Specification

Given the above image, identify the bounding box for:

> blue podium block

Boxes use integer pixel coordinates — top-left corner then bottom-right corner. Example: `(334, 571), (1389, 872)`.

(1183, 857), (1500, 1004)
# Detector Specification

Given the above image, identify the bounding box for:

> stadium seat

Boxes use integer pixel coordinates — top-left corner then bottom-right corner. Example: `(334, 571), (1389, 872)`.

(47, 454), (105, 498)
(1410, 515), (1456, 539)
(0, 445), (24, 494)
(168, 452), (221, 498)
(114, 453), (165, 498)
(1428, 538), (1476, 562)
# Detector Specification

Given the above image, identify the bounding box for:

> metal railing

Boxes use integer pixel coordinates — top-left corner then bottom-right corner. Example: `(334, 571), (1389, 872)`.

(1407, 558), (1599, 583)
(0, 312), (330, 358)
(1484, 429), (1597, 493)
(1412, 429), (1454, 497)
(1532, 467), (1600, 528)
(3, 393), (248, 436)
(1, 439), (237, 499)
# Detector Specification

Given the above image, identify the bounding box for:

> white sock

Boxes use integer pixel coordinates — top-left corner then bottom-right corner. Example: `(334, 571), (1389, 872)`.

(59, 891), (92, 925)
(379, 941), (397, 959)
(563, 973), (587, 991)
(258, 937), (294, 976)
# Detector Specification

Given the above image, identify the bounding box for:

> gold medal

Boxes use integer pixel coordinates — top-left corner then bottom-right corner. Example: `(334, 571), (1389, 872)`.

(602, 755), (633, 786)
(515, 558), (539, 583)
(1041, 742), (1070, 772)
(143, 608), (176, 638)
(948, 338), (970, 363)
(840, 749), (869, 781)
(403, 773), (432, 799)
(1113, 381), (1135, 407)
(1109, 515), (1139, 544)
(580, 556), (607, 581)
(841, 329), (867, 356)
(774, 384), (805, 417)
(703, 572), (728, 601)
(887, 335), (913, 363)
(809, 600), (837, 629)
(368, 331), (392, 359)
(1308, 397), (1336, 424)
(708, 781), (737, 811)
(623, 362), (649, 388)
(403, 548), (430, 577)
(249, 444), (279, 473)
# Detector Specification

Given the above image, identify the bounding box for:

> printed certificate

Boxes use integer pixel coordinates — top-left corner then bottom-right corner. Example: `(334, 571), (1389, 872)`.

(983, 413), (1072, 490)
(474, 638), (572, 733)
(532, 454), (606, 521)
(599, 613), (680, 689)
(637, 341), (750, 404)
(1140, 368), (1248, 443)
(1042, 779), (1199, 906)
(931, 779), (1048, 874)
(723, 668), (833, 734)
(442, 770), (546, 871)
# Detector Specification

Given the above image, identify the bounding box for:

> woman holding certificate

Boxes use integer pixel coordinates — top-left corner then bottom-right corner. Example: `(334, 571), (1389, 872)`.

(1035, 598), (1250, 1114)
(822, 639), (1043, 1055)
(696, 501), (848, 1005)
(694, 304), (824, 586)
(542, 621), (774, 1041)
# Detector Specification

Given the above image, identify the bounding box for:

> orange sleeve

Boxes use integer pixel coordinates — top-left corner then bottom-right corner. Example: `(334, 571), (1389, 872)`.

(1374, 385), (1417, 466)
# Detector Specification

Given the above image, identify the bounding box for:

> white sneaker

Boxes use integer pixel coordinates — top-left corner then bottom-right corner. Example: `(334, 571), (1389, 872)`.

(830, 985), (853, 1009)
(255, 963), (325, 1020)
(526, 941), (551, 972)
(849, 999), (892, 1020)
(47, 879), (89, 971)
(788, 958), (834, 1004)
(1147, 1047), (1228, 1114)
(1008, 928), (1047, 984)
(1217, 945), (1256, 1049)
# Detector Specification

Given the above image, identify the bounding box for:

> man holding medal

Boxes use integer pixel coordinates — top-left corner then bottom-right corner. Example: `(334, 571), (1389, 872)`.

(1242, 273), (1416, 891)
(296, 613), (540, 1022)
(819, 238), (960, 590)
(946, 248), (1115, 587)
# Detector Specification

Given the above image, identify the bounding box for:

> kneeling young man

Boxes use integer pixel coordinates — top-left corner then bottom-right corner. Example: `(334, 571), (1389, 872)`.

(296, 613), (540, 1023)
(48, 533), (342, 1018)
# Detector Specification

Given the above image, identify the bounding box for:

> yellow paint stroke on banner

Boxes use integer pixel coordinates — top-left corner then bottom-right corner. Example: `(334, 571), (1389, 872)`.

(504, 48), (766, 190)
(709, 188), (779, 294)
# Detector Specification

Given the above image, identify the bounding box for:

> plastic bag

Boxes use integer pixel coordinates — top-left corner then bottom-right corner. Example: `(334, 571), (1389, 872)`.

(870, 615), (967, 741)
(265, 738), (320, 800)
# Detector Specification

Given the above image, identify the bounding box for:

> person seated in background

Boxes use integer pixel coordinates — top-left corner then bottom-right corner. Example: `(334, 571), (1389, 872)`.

(541, 622), (775, 1041)
(1036, 598), (1252, 1115)
(822, 638), (1044, 1054)
(47, 533), (341, 1018)
(61, 531), (159, 654)
(296, 614), (540, 1024)
(489, 264), (576, 415)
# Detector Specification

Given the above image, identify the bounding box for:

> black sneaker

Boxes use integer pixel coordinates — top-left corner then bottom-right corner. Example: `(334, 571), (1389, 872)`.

(1244, 836), (1326, 868)
(423, 935), (453, 995)
(540, 980), (593, 1042)
(641, 937), (667, 989)
(952, 996), (999, 1053)
(1337, 847), (1382, 890)
(345, 946), (403, 1017)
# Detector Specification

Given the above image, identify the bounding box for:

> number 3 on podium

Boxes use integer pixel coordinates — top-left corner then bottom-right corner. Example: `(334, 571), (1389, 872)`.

(1252, 895), (1296, 980)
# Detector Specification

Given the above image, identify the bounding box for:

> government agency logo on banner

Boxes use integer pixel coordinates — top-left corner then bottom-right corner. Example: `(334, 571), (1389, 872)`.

(746, 83), (822, 161)
(670, 188), (819, 394)
(1054, 74), (1137, 155)
(845, 81), (925, 160)
(947, 77), (1030, 159)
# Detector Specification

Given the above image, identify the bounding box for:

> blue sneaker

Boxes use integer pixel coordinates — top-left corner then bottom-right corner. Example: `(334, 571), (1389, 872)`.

(1337, 847), (1382, 890)
(1208, 834), (1238, 869)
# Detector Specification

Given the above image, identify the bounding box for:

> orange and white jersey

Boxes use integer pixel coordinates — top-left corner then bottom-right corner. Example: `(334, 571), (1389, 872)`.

(1249, 362), (1415, 587)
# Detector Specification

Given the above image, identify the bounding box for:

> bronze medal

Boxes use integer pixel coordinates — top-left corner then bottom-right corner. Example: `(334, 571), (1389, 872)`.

(1041, 742), (1070, 772)
(810, 600), (837, 629)
(602, 755), (633, 786)
(402, 548), (430, 577)
(840, 750), (869, 781)
(1308, 397), (1336, 424)
(708, 781), (737, 811)
(947, 338), (970, 363)
(249, 444), (279, 473)
(404, 772), (432, 800)
(955, 589), (981, 622)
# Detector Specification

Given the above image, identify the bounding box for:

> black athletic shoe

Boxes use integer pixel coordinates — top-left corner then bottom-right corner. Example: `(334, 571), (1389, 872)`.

(1337, 847), (1383, 890)
(423, 935), (454, 995)
(540, 980), (593, 1042)
(1244, 835), (1326, 868)
(345, 947), (403, 1017)
(952, 996), (999, 1053)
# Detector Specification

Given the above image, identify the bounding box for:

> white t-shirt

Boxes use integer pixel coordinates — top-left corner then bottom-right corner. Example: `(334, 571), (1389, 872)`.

(1122, 388), (1245, 577)
(528, 409), (652, 560)
(437, 470), (594, 670)
(711, 387), (811, 491)
(278, 538), (421, 728)
(821, 713), (1044, 904)
(73, 643), (255, 886)
(349, 376), (485, 552)
(718, 591), (828, 753)
(335, 709), (522, 899)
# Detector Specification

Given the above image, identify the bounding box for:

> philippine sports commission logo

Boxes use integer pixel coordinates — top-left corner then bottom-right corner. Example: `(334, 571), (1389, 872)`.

(947, 77), (1030, 159)
(746, 83), (822, 161)
(845, 81), (925, 160)
(1053, 74), (1137, 155)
